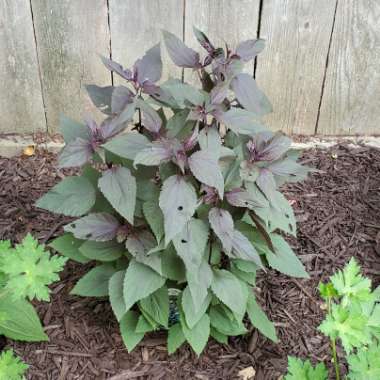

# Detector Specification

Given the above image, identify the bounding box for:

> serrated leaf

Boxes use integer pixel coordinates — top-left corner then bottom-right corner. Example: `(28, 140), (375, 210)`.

(58, 137), (93, 168)
(36, 176), (95, 217)
(188, 150), (224, 198)
(64, 213), (120, 242)
(198, 127), (222, 159)
(182, 286), (211, 329)
(85, 84), (113, 114)
(347, 341), (380, 380)
(134, 43), (162, 84)
(167, 323), (186, 354)
(111, 85), (134, 114)
(209, 305), (247, 336)
(103, 132), (151, 160)
(60, 115), (90, 143)
(143, 199), (164, 243)
(98, 167), (136, 224)
(134, 140), (172, 167)
(211, 269), (248, 316)
(162, 30), (200, 68)
(71, 264), (116, 297)
(208, 208), (234, 254)
(231, 229), (264, 268)
(79, 240), (124, 262)
(49, 233), (90, 263)
(123, 260), (165, 312)
(135, 315), (156, 333)
(284, 356), (328, 380)
(219, 108), (266, 135)
(109, 270), (127, 321)
(247, 294), (277, 342)
(137, 99), (162, 133)
(0, 294), (48, 342)
(236, 39), (265, 62)
(231, 73), (272, 116)
(159, 175), (197, 245)
(161, 246), (186, 282)
(187, 259), (213, 308)
(139, 286), (169, 327)
(120, 310), (144, 352)
(0, 349), (28, 380)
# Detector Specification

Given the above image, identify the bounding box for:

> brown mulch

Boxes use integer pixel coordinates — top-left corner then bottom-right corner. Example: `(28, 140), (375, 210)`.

(0, 144), (379, 380)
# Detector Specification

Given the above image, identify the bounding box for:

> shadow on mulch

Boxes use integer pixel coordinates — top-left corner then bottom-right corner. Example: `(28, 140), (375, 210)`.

(0, 144), (379, 380)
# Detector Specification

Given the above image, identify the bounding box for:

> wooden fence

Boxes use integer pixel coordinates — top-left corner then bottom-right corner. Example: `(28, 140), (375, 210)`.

(1, 0), (379, 136)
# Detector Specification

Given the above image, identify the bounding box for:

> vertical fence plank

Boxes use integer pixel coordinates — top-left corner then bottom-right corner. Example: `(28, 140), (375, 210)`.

(256, 0), (336, 135)
(31, 0), (110, 133)
(0, 0), (46, 133)
(184, 0), (260, 84)
(109, 0), (184, 84)
(318, 1), (380, 135)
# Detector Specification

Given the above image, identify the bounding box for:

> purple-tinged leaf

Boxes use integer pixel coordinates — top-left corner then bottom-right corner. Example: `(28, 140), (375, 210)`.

(193, 26), (215, 53)
(198, 127), (221, 159)
(64, 213), (120, 242)
(101, 56), (132, 80)
(208, 208), (234, 254)
(125, 230), (157, 256)
(183, 124), (199, 151)
(103, 132), (151, 160)
(162, 79), (205, 107)
(226, 188), (262, 209)
(218, 108), (266, 135)
(239, 160), (260, 182)
(231, 230), (263, 268)
(98, 167), (136, 224)
(159, 175), (197, 245)
(188, 150), (224, 198)
(134, 43), (162, 84)
(256, 169), (278, 206)
(253, 132), (292, 162)
(231, 73), (272, 116)
(59, 137), (93, 168)
(134, 140), (173, 167)
(162, 30), (201, 68)
(137, 99), (162, 133)
(268, 158), (310, 182)
(85, 85), (113, 115)
(236, 39), (265, 62)
(210, 83), (228, 105)
(111, 86), (134, 114)
(60, 115), (90, 144)
(110, 100), (136, 128)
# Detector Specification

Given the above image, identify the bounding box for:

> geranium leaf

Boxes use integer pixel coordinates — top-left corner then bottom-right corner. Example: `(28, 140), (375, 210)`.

(120, 310), (145, 352)
(159, 175), (197, 245)
(58, 137), (93, 168)
(231, 73), (272, 116)
(209, 305), (247, 336)
(85, 84), (113, 114)
(109, 270), (127, 321)
(284, 357), (328, 380)
(64, 212), (120, 242)
(71, 264), (117, 297)
(103, 132), (151, 160)
(98, 167), (136, 224)
(162, 30), (200, 68)
(198, 127), (222, 159)
(236, 39), (265, 62)
(208, 208), (234, 254)
(211, 269), (248, 316)
(123, 260), (165, 312)
(188, 150), (224, 198)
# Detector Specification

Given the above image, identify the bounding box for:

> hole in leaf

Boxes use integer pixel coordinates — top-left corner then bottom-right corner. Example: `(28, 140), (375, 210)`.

(285, 213), (290, 219)
(178, 206), (183, 211)
(181, 239), (187, 244)
(85, 234), (92, 239)
(289, 224), (293, 232)
(71, 224), (76, 228)
(268, 221), (271, 228)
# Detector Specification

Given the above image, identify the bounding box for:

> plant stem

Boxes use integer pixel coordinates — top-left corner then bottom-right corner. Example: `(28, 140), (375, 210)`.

(327, 296), (340, 380)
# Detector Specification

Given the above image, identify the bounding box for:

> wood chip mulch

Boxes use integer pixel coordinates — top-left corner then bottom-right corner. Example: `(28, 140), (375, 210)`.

(0, 144), (379, 380)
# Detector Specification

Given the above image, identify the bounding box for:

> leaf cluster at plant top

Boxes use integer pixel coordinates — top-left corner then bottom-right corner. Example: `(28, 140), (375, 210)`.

(285, 258), (380, 380)
(37, 27), (312, 354)
(0, 350), (28, 380)
(0, 235), (66, 343)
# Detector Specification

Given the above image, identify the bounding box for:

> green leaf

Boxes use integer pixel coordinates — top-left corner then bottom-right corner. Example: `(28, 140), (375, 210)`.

(167, 323), (186, 354)
(135, 315), (156, 334)
(347, 341), (380, 380)
(143, 198), (164, 243)
(247, 294), (278, 342)
(71, 264), (116, 297)
(139, 286), (169, 328)
(166, 109), (190, 138)
(0, 350), (28, 380)
(210, 328), (228, 344)
(159, 175), (197, 245)
(102, 132), (151, 160)
(98, 167), (136, 224)
(120, 310), (144, 352)
(161, 246), (186, 282)
(266, 234), (309, 278)
(186, 259), (213, 308)
(36, 176), (95, 217)
(284, 356), (328, 380)
(123, 260), (165, 312)
(79, 240), (124, 262)
(173, 218), (209, 273)
(211, 269), (248, 316)
(109, 270), (127, 321)
(0, 294), (48, 342)
(181, 311), (210, 356)
(85, 84), (113, 114)
(0, 234), (67, 302)
(60, 114), (90, 143)
(49, 233), (90, 263)
(182, 286), (211, 329)
(209, 305), (247, 336)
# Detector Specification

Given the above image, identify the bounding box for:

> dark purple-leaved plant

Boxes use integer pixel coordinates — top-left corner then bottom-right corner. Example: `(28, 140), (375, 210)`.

(37, 27), (312, 355)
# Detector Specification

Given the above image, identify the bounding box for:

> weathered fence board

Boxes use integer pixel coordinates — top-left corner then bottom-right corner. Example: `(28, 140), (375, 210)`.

(0, 0), (46, 133)
(109, 0), (184, 85)
(31, 0), (111, 132)
(184, 0), (260, 84)
(256, 0), (337, 135)
(317, 0), (380, 135)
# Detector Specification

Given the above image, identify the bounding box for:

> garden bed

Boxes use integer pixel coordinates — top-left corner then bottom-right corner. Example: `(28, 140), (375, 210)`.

(0, 144), (379, 379)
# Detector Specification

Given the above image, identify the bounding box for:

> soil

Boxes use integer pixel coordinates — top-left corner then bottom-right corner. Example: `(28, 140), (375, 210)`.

(0, 144), (379, 380)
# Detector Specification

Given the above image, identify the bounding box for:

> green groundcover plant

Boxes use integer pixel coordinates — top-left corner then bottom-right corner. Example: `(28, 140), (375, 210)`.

(37, 28), (312, 354)
(0, 235), (66, 342)
(0, 350), (28, 380)
(285, 258), (380, 380)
